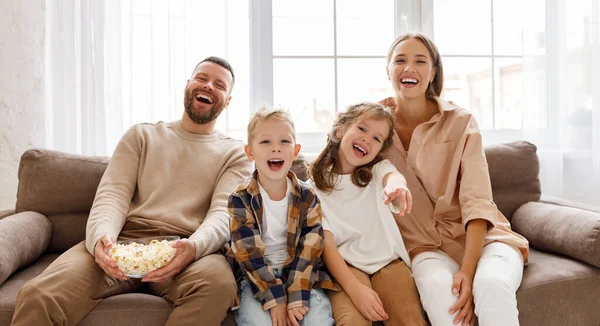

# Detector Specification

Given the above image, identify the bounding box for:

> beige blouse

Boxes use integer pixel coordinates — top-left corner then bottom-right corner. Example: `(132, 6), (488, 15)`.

(383, 98), (529, 264)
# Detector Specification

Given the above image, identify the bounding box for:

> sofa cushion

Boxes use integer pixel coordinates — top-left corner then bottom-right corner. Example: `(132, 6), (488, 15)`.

(47, 213), (89, 252)
(16, 149), (109, 215)
(484, 141), (541, 220)
(0, 210), (14, 220)
(77, 293), (171, 326)
(0, 212), (51, 285)
(517, 248), (600, 325)
(512, 201), (600, 268)
(0, 254), (237, 326)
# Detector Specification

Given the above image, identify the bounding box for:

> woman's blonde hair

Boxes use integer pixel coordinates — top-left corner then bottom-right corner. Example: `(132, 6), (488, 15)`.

(387, 33), (444, 100)
(310, 102), (395, 193)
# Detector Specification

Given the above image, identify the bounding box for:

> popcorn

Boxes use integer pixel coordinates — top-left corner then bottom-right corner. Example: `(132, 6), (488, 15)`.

(108, 239), (177, 277)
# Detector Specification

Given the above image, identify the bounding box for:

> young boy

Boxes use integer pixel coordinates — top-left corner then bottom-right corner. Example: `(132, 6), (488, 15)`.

(228, 107), (337, 326)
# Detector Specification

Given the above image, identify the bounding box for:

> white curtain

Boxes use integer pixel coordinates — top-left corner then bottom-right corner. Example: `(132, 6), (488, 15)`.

(522, 0), (600, 205)
(45, 0), (250, 156)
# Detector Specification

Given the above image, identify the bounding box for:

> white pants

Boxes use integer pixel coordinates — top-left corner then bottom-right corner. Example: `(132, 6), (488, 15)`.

(411, 242), (524, 326)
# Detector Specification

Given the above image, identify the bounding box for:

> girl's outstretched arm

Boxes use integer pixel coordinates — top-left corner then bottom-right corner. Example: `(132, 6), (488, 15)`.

(323, 231), (389, 322)
(382, 171), (412, 216)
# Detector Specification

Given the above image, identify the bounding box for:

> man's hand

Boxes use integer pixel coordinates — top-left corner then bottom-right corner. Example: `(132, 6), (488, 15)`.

(269, 302), (288, 326)
(449, 269), (476, 326)
(348, 283), (388, 321)
(94, 235), (128, 280)
(141, 239), (196, 282)
(287, 306), (309, 326)
(382, 183), (412, 216)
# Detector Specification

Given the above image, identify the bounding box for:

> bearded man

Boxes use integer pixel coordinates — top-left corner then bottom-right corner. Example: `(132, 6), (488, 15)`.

(11, 57), (253, 326)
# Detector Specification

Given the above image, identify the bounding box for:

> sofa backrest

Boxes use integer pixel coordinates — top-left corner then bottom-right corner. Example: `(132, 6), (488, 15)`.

(15, 141), (541, 252)
(16, 149), (110, 252)
(484, 141), (541, 220)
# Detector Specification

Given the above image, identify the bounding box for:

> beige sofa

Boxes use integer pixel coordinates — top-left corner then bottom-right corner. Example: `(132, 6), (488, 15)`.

(1, 141), (599, 325)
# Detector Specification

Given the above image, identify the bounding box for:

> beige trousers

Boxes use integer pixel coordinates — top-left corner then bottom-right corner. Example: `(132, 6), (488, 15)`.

(328, 259), (427, 326)
(11, 223), (236, 326)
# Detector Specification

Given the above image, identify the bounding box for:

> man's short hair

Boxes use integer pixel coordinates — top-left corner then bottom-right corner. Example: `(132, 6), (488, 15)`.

(192, 56), (235, 87)
(247, 107), (296, 144)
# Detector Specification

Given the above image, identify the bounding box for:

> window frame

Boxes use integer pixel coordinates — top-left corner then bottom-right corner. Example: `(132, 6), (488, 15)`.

(248, 0), (552, 150)
(249, 0), (410, 153)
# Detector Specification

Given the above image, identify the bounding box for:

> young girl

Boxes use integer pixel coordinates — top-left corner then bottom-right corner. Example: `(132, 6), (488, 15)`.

(309, 102), (426, 326)
(381, 33), (529, 326)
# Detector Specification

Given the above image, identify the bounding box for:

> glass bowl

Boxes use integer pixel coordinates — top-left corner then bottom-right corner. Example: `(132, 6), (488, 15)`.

(106, 236), (180, 278)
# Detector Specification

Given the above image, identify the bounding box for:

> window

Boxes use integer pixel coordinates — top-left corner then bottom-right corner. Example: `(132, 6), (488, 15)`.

(424, 0), (546, 131)
(103, 0), (251, 148)
(249, 0), (403, 153)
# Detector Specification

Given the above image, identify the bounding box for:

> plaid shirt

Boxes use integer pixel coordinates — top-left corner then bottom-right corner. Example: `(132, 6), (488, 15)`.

(227, 170), (338, 311)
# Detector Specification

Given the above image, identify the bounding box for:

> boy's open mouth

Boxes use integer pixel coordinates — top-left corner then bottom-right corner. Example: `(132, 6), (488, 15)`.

(267, 159), (284, 169)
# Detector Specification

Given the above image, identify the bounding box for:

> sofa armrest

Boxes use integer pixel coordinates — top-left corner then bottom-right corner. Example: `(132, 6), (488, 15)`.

(512, 201), (600, 268)
(540, 195), (600, 213)
(0, 212), (52, 285)
(0, 209), (15, 219)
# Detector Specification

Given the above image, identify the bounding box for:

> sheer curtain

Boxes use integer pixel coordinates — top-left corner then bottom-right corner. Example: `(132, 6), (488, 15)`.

(45, 0), (250, 156)
(522, 0), (600, 205)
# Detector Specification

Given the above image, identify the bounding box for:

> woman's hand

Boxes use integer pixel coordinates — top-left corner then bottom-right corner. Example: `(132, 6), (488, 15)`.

(449, 269), (476, 326)
(348, 283), (389, 321)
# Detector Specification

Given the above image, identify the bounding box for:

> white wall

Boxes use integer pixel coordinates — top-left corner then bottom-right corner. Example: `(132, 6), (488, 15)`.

(0, 0), (45, 210)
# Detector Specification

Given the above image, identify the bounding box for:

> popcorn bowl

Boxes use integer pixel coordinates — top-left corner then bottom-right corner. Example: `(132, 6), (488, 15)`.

(106, 236), (180, 278)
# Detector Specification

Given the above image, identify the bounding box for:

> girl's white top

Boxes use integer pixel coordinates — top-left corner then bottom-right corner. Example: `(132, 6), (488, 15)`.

(310, 159), (410, 274)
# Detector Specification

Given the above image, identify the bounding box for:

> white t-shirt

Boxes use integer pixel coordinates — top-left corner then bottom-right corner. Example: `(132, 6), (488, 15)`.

(258, 178), (292, 268)
(310, 160), (410, 274)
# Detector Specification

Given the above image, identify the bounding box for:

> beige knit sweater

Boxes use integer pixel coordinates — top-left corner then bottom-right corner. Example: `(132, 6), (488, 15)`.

(85, 120), (253, 260)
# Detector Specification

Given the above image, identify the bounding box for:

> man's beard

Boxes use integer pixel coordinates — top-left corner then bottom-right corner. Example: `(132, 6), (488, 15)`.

(184, 93), (222, 125)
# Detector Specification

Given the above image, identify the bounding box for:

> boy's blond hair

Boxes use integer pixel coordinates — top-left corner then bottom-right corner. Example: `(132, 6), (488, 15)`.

(247, 107), (296, 143)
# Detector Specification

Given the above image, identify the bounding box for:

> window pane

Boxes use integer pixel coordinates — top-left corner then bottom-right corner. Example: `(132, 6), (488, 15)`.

(442, 57), (493, 129)
(566, 0), (593, 51)
(566, 50), (594, 150)
(523, 0), (546, 56)
(273, 59), (335, 133)
(105, 0), (250, 154)
(273, 0), (332, 18)
(272, 0), (333, 55)
(493, 0), (524, 55)
(522, 57), (547, 129)
(337, 58), (391, 111)
(433, 0), (492, 55)
(273, 18), (334, 55)
(336, 1), (394, 56)
(495, 58), (523, 129)
(217, 1), (250, 141)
